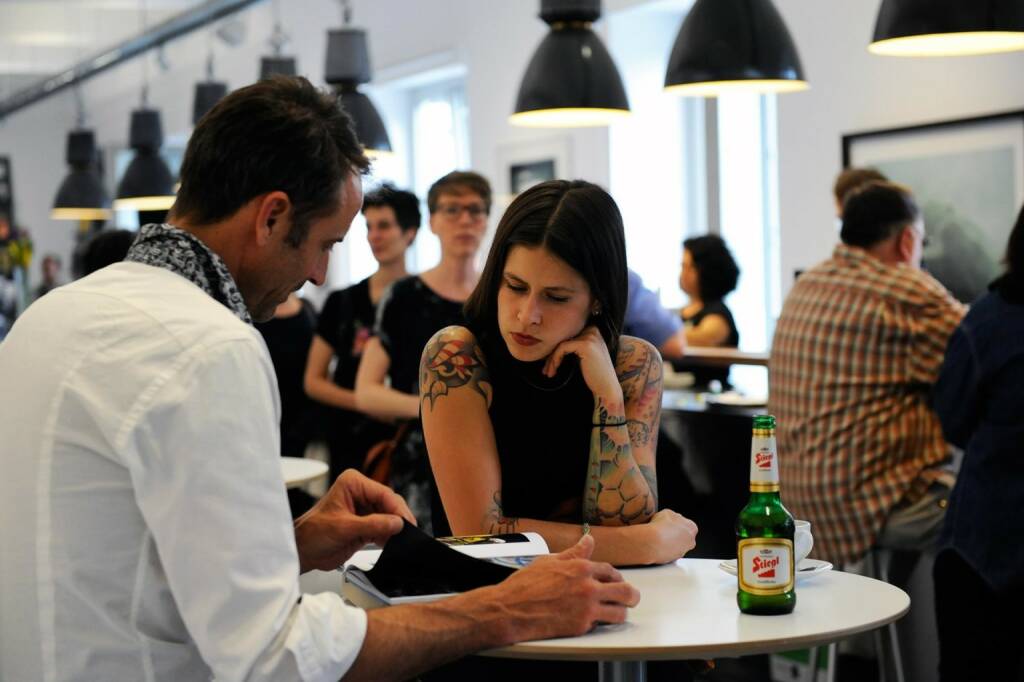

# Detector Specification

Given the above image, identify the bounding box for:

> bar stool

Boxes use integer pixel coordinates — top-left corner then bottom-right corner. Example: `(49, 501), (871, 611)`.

(807, 547), (906, 682)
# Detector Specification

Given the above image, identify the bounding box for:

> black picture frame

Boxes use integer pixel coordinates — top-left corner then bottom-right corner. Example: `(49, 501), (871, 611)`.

(842, 110), (1024, 303)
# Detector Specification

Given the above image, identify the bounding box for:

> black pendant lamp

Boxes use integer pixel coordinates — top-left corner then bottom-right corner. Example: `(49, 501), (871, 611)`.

(193, 55), (227, 125)
(52, 129), (111, 221)
(325, 27), (392, 158)
(114, 107), (175, 211)
(664, 0), (808, 97)
(260, 11), (297, 79)
(870, 0), (1024, 57)
(511, 0), (629, 127)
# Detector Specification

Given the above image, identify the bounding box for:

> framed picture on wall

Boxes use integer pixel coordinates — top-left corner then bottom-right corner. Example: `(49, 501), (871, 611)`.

(495, 136), (572, 202)
(842, 110), (1024, 303)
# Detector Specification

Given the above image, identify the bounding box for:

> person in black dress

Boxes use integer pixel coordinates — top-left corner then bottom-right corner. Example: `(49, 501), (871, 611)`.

(304, 184), (420, 484)
(419, 180), (698, 565)
(255, 292), (322, 517)
(676, 234), (740, 387)
(355, 171), (492, 535)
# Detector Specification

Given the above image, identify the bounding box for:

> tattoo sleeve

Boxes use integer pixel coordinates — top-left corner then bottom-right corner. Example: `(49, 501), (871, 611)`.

(583, 341), (662, 524)
(419, 329), (492, 411)
(484, 491), (520, 534)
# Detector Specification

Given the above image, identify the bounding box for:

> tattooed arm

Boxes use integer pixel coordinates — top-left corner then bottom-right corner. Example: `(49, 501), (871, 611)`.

(421, 327), (695, 565)
(583, 336), (662, 526)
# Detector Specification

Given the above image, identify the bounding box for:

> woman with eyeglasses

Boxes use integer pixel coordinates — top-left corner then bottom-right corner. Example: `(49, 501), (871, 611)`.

(354, 171), (492, 534)
(419, 180), (698, 565)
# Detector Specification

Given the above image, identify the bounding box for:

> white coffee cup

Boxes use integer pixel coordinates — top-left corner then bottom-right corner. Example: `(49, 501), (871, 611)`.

(795, 519), (813, 564)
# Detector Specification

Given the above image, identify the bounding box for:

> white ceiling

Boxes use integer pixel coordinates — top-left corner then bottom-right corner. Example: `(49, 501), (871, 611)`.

(0, 0), (207, 101)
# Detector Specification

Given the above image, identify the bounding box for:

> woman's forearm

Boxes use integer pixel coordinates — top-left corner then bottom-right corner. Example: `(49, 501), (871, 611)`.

(304, 374), (359, 411)
(356, 383), (420, 420)
(583, 396), (657, 526)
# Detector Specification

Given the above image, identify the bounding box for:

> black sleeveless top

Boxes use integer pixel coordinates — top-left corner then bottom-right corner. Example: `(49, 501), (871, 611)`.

(676, 299), (740, 387)
(473, 326), (595, 523)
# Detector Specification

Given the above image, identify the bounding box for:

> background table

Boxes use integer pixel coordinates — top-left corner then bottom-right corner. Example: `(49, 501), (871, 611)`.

(280, 456), (329, 489)
(484, 558), (909, 682)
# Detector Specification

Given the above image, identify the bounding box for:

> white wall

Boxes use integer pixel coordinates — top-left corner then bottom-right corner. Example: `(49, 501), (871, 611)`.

(774, 0), (1024, 297)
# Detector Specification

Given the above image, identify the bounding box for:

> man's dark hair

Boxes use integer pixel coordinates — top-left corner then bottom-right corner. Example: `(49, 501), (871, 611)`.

(683, 234), (740, 302)
(172, 76), (370, 246)
(426, 171), (492, 215)
(840, 181), (920, 249)
(465, 180), (627, 359)
(362, 183), (421, 233)
(834, 167), (888, 206)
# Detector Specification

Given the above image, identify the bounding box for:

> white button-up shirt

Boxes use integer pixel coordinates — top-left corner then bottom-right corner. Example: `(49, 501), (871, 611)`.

(0, 263), (366, 681)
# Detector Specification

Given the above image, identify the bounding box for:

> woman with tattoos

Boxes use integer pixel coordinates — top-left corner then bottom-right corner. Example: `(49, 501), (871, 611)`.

(419, 180), (698, 566)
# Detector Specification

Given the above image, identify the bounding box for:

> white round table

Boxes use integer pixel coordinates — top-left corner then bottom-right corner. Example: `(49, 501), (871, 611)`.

(280, 456), (329, 489)
(484, 558), (909, 681)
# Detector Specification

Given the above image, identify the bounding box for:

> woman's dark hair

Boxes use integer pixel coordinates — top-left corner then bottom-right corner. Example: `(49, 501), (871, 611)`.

(464, 180), (627, 358)
(1005, 202), (1024, 284)
(72, 229), (136, 279)
(840, 181), (919, 248)
(172, 76), (370, 247)
(683, 234), (739, 302)
(362, 183), (421, 234)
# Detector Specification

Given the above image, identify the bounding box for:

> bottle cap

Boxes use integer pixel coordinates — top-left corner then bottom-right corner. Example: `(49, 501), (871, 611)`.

(753, 414), (776, 430)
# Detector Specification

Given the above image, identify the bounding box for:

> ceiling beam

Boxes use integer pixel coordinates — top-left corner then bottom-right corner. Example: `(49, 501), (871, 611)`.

(0, 0), (264, 120)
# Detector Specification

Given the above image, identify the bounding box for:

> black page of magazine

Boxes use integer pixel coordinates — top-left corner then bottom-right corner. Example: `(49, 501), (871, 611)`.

(357, 520), (517, 598)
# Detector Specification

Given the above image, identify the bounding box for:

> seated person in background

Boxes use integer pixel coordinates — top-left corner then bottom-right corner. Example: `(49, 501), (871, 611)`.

(675, 234), (740, 387)
(769, 181), (966, 567)
(420, 180), (698, 566)
(932, 204), (1024, 681)
(256, 292), (322, 517)
(305, 184), (419, 483)
(624, 268), (686, 360)
(833, 166), (887, 217)
(355, 171), (491, 534)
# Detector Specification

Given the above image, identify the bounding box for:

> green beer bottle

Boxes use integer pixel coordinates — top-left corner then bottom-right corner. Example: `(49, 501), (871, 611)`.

(736, 414), (796, 615)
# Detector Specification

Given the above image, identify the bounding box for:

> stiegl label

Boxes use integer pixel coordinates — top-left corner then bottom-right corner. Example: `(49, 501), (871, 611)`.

(738, 538), (795, 595)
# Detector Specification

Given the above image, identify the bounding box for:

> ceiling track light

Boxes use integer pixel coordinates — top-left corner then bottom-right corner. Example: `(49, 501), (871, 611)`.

(870, 0), (1024, 57)
(194, 51), (228, 125)
(511, 0), (629, 128)
(664, 0), (808, 97)
(114, 107), (176, 212)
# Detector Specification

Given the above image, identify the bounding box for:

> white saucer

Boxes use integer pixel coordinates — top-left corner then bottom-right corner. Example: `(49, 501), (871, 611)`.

(705, 391), (768, 407)
(718, 558), (833, 578)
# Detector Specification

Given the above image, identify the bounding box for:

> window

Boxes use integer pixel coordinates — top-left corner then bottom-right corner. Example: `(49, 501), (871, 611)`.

(317, 73), (469, 302)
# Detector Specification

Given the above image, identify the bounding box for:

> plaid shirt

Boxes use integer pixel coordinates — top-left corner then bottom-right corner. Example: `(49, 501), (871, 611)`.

(768, 244), (966, 565)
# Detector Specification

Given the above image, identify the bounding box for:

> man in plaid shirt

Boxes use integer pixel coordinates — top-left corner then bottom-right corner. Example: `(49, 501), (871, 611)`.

(769, 182), (966, 566)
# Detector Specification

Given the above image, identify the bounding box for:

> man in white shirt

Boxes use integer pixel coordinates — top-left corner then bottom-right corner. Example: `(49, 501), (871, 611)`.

(0, 76), (639, 682)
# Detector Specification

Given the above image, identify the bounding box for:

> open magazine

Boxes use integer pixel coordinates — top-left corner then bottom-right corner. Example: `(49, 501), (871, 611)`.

(341, 520), (549, 607)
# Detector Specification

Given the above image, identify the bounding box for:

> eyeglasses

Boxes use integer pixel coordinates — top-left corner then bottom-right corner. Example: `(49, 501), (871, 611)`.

(435, 203), (487, 220)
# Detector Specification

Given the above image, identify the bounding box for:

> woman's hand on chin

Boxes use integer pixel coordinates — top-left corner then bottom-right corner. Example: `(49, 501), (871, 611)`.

(543, 326), (621, 403)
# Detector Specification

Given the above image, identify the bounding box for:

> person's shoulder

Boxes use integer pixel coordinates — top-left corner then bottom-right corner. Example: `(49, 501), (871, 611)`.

(423, 325), (487, 360)
(615, 335), (661, 373)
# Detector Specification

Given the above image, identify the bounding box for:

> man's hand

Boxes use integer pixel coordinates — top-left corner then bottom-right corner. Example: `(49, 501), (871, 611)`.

(294, 469), (416, 573)
(476, 534), (641, 643)
(344, 535), (640, 681)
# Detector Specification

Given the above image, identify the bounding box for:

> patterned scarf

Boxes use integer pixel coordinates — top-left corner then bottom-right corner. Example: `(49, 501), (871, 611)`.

(125, 223), (252, 324)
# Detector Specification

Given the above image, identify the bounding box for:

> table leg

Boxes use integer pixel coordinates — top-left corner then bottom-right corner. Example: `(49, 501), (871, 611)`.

(598, 660), (646, 682)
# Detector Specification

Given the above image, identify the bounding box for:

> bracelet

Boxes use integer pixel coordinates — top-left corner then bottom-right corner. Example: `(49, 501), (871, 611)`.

(592, 421), (627, 427)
